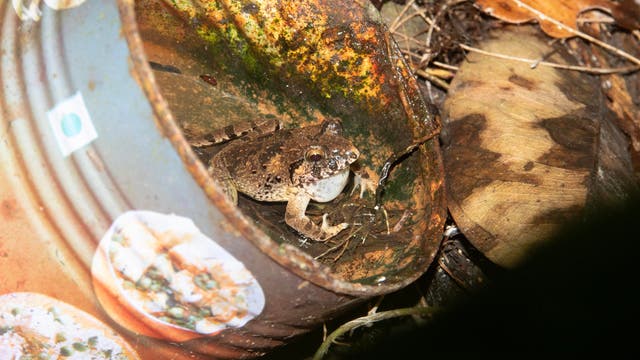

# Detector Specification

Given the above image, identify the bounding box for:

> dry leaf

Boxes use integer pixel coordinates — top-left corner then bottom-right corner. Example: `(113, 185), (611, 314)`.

(475, 0), (640, 38)
(442, 26), (637, 267)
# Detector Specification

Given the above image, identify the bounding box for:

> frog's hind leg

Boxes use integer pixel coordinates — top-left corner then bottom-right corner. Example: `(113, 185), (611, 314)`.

(285, 194), (348, 241)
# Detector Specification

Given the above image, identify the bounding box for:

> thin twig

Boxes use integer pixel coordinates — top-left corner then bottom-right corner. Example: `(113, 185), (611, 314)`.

(511, 0), (640, 66)
(394, 8), (436, 32)
(312, 306), (437, 360)
(389, 0), (415, 33)
(432, 61), (459, 71)
(368, 296), (385, 316)
(410, 2), (440, 31)
(425, 0), (465, 48)
(414, 68), (451, 89)
(374, 129), (439, 210)
(314, 236), (349, 260)
(392, 32), (431, 48)
(459, 43), (639, 74)
(331, 237), (350, 261)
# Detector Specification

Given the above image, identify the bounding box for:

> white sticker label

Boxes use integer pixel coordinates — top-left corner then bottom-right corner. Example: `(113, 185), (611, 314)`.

(47, 92), (98, 157)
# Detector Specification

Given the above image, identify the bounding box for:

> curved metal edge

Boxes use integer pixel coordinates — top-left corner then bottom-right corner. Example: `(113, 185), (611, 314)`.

(115, 0), (448, 297)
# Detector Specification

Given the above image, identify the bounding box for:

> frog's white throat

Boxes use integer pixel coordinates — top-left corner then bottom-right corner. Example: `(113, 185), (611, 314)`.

(304, 169), (350, 203)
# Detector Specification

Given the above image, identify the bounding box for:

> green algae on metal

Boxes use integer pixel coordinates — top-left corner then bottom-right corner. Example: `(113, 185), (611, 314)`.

(147, 0), (446, 290)
(161, 0), (433, 119)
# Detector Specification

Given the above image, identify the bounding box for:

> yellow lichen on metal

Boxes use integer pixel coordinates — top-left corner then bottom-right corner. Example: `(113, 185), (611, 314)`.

(162, 0), (389, 103)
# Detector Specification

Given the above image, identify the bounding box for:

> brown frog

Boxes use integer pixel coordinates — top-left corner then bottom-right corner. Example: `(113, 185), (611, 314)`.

(208, 118), (361, 241)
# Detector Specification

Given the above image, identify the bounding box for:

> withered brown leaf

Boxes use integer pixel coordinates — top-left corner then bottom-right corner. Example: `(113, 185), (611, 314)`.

(475, 0), (640, 38)
(442, 26), (636, 267)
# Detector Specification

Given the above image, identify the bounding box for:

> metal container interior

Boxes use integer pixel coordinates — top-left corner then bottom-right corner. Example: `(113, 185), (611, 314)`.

(120, 0), (445, 296)
(0, 0), (364, 358)
(0, 0), (444, 358)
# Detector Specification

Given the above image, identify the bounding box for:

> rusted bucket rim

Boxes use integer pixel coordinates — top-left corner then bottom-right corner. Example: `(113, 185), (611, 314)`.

(116, 0), (426, 296)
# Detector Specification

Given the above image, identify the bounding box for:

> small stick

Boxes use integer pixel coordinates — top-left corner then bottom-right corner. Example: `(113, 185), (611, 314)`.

(375, 131), (439, 210)
(312, 306), (437, 360)
(459, 43), (639, 74)
(414, 68), (451, 89)
(432, 61), (459, 71)
(389, 0), (416, 33)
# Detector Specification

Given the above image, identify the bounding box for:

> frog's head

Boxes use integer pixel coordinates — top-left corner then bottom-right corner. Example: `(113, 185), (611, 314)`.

(289, 118), (360, 202)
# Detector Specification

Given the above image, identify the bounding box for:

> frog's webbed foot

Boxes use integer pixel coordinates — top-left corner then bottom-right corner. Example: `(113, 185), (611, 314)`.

(351, 167), (379, 199)
(286, 195), (348, 241)
(320, 214), (349, 240)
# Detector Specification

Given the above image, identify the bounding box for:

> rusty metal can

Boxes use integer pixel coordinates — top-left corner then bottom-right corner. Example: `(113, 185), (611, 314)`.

(0, 0), (446, 358)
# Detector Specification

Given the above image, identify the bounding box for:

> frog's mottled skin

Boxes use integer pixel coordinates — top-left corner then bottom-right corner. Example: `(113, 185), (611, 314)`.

(209, 118), (360, 241)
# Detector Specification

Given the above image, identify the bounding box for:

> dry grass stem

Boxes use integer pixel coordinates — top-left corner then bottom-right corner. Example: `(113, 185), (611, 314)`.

(389, 0), (417, 33)
(425, 0), (466, 48)
(459, 43), (640, 74)
(414, 68), (451, 89)
(312, 306), (437, 360)
(410, 2), (439, 31)
(432, 61), (459, 71)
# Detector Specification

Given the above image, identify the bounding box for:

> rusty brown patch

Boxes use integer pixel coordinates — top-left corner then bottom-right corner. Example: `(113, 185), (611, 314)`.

(443, 114), (541, 201)
(1, 199), (18, 221)
(508, 74), (536, 90)
(523, 161), (534, 171)
(537, 115), (597, 171)
(497, 1), (512, 11)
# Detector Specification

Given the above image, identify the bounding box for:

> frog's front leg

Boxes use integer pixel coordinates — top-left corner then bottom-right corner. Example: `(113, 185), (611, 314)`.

(351, 166), (379, 198)
(285, 193), (348, 241)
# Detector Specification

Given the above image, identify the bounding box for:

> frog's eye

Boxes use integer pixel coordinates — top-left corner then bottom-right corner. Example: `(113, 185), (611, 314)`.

(305, 147), (325, 162)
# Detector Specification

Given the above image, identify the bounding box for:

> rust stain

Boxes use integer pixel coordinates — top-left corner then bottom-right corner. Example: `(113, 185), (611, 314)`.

(0, 242), (8, 258)
(523, 161), (534, 171)
(498, 2), (512, 11)
(14, 279), (26, 289)
(1, 198), (18, 221)
(508, 74), (536, 90)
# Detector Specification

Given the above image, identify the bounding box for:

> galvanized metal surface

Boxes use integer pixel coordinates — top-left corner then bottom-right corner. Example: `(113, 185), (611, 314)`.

(0, 0), (364, 358)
